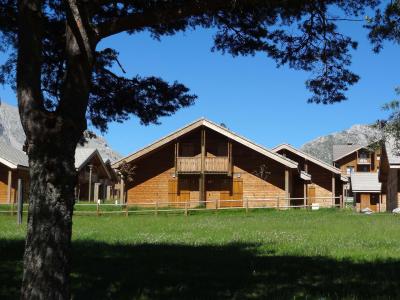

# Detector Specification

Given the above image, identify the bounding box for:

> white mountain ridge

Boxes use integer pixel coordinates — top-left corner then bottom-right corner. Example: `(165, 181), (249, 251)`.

(300, 124), (381, 163)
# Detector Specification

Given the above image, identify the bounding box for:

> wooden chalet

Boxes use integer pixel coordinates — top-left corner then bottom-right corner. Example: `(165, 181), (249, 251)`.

(333, 143), (384, 212)
(272, 144), (347, 208)
(113, 119), (345, 209)
(0, 141), (29, 204)
(333, 144), (381, 175)
(74, 148), (115, 202)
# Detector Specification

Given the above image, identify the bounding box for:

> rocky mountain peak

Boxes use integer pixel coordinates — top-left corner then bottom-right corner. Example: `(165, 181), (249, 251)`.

(0, 101), (121, 163)
(300, 124), (381, 163)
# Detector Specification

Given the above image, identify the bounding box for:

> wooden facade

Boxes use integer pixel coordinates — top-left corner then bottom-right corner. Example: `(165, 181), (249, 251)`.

(379, 142), (399, 212)
(334, 146), (381, 176)
(0, 164), (29, 204)
(114, 119), (345, 209)
(273, 144), (345, 208)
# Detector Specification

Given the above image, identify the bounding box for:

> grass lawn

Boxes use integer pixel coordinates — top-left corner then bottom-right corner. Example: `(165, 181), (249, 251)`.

(1, 209), (400, 299)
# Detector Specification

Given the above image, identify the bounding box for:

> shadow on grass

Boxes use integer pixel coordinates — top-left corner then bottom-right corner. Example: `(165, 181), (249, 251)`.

(1, 239), (400, 299)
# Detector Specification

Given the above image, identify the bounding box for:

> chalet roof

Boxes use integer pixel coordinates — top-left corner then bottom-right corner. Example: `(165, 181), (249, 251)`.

(350, 172), (381, 192)
(75, 148), (97, 169)
(112, 118), (298, 169)
(384, 140), (400, 166)
(272, 143), (343, 176)
(332, 144), (363, 162)
(0, 141), (28, 169)
(75, 148), (111, 179)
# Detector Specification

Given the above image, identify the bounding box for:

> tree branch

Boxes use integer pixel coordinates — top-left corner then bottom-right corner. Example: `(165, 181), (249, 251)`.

(96, 0), (227, 39)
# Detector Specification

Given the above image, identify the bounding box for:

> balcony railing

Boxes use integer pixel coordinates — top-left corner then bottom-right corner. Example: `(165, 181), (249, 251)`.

(205, 157), (229, 173)
(177, 157), (229, 173)
(177, 157), (201, 173)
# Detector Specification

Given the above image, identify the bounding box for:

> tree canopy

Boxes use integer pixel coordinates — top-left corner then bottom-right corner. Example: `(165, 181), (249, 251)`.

(0, 0), (384, 133)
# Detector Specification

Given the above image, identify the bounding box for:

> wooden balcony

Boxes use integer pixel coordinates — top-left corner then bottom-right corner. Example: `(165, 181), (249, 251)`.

(176, 157), (229, 173)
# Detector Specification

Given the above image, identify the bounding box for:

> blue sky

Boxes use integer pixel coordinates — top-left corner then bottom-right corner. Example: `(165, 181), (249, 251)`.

(0, 18), (399, 157)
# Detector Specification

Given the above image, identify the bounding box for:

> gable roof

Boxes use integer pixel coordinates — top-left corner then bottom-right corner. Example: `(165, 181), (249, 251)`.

(75, 148), (111, 179)
(350, 172), (381, 192)
(384, 140), (400, 166)
(332, 144), (363, 162)
(112, 118), (298, 169)
(272, 143), (343, 175)
(0, 141), (28, 169)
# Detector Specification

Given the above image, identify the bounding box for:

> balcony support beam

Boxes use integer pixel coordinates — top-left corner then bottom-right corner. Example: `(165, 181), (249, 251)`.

(228, 140), (232, 177)
(174, 141), (179, 176)
(200, 127), (206, 204)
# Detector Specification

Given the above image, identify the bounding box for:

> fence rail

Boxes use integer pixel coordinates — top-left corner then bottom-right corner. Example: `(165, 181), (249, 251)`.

(0, 196), (343, 217)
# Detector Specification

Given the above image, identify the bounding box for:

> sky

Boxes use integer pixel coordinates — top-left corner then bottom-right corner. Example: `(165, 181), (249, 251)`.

(0, 14), (399, 157)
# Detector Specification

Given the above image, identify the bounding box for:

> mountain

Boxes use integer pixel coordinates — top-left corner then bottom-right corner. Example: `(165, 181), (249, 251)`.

(300, 124), (382, 163)
(0, 102), (121, 162)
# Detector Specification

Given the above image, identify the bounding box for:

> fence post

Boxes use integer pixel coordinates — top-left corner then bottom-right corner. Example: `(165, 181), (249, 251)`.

(340, 195), (343, 209)
(155, 201), (158, 216)
(277, 196), (280, 210)
(17, 179), (23, 225)
(245, 198), (249, 215)
(96, 201), (100, 217)
(125, 203), (128, 217)
(215, 198), (218, 212)
(184, 201), (188, 216)
(10, 201), (13, 216)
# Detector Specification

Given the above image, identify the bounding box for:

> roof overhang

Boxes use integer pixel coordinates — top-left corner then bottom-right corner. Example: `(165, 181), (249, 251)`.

(340, 175), (349, 183)
(300, 171), (312, 181)
(272, 144), (342, 175)
(0, 157), (18, 169)
(113, 119), (298, 169)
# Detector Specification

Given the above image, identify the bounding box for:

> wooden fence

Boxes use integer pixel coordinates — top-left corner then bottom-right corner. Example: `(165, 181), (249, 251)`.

(0, 196), (344, 217)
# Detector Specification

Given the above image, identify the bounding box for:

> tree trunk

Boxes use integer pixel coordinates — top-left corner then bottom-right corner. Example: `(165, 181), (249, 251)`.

(20, 138), (78, 299)
(17, 2), (95, 298)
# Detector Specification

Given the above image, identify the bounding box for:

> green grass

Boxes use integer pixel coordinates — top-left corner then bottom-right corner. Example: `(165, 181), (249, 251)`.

(2, 209), (400, 299)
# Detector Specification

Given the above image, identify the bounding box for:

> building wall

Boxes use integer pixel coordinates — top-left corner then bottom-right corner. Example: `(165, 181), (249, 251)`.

(336, 148), (381, 175)
(336, 152), (358, 175)
(386, 168), (400, 211)
(125, 133), (290, 208)
(277, 150), (341, 208)
(126, 143), (175, 205)
(0, 166), (29, 204)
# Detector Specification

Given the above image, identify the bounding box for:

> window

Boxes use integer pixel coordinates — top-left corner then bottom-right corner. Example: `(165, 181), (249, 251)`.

(358, 165), (370, 172)
(217, 143), (227, 156)
(346, 166), (354, 175)
(181, 143), (194, 156)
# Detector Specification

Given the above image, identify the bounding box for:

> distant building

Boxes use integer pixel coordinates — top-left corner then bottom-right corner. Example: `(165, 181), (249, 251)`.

(333, 143), (384, 211)
(0, 144), (115, 204)
(75, 148), (115, 202)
